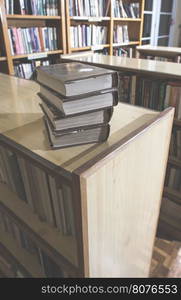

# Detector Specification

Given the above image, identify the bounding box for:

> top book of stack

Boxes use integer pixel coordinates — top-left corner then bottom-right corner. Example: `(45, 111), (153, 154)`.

(37, 62), (119, 97)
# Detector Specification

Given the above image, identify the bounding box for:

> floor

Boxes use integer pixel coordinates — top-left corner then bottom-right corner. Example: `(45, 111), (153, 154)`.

(150, 238), (181, 277)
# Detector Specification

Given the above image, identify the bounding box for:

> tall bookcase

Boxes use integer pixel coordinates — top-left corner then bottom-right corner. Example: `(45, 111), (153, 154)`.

(66, 0), (145, 56)
(0, 0), (66, 76)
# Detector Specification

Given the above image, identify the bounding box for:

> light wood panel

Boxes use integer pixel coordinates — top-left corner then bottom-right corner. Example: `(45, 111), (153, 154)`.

(61, 53), (181, 80)
(79, 109), (174, 277)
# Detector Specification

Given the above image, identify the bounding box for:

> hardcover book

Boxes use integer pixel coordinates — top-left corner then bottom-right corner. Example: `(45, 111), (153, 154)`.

(37, 62), (119, 97)
(39, 100), (113, 132)
(38, 87), (118, 116)
(44, 117), (110, 149)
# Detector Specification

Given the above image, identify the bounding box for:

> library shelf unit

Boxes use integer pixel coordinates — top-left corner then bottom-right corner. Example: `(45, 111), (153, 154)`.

(61, 53), (181, 241)
(0, 0), (66, 76)
(137, 45), (181, 62)
(0, 73), (174, 277)
(65, 0), (145, 56)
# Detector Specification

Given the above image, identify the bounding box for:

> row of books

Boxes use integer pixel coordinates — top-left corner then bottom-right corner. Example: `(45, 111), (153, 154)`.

(70, 25), (107, 48)
(113, 25), (129, 44)
(0, 210), (66, 277)
(167, 166), (181, 192)
(0, 145), (75, 236)
(69, 0), (110, 17)
(113, 47), (133, 58)
(0, 253), (26, 278)
(5, 0), (59, 16)
(14, 60), (50, 79)
(8, 27), (58, 55)
(113, 0), (140, 18)
(170, 128), (181, 160)
(136, 78), (181, 120)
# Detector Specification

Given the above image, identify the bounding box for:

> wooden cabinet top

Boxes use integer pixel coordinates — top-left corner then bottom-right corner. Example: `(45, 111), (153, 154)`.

(137, 45), (181, 56)
(0, 73), (167, 174)
(61, 53), (181, 80)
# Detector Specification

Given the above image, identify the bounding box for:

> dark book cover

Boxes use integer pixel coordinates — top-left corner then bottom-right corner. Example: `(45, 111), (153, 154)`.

(37, 62), (119, 97)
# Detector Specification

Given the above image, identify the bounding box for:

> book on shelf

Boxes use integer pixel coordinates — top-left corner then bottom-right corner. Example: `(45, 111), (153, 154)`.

(113, 25), (129, 44)
(8, 27), (58, 55)
(0, 210), (67, 277)
(36, 62), (119, 97)
(170, 128), (181, 160)
(69, 0), (111, 17)
(167, 166), (181, 193)
(113, 47), (133, 58)
(39, 99), (113, 131)
(5, 0), (59, 16)
(113, 0), (140, 18)
(0, 144), (76, 236)
(70, 24), (108, 48)
(38, 86), (118, 116)
(44, 116), (110, 149)
(14, 60), (50, 80)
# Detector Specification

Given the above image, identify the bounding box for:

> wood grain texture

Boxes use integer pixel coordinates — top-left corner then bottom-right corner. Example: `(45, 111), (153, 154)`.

(79, 109), (174, 277)
(61, 53), (181, 80)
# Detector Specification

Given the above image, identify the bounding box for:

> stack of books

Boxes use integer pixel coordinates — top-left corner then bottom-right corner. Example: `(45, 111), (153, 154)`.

(36, 62), (119, 149)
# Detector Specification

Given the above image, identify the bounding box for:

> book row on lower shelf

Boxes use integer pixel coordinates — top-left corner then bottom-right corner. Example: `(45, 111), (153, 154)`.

(8, 27), (58, 56)
(113, 47), (133, 58)
(166, 165), (181, 194)
(0, 209), (67, 277)
(0, 144), (75, 236)
(14, 59), (50, 79)
(5, 0), (59, 16)
(170, 127), (181, 160)
(136, 77), (181, 119)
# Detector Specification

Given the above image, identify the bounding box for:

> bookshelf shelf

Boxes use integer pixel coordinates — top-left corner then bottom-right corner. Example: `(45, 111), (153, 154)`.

(12, 50), (63, 60)
(0, 227), (45, 278)
(113, 41), (140, 47)
(70, 16), (110, 21)
(71, 44), (110, 52)
(0, 183), (78, 271)
(6, 14), (61, 20)
(113, 18), (142, 21)
(66, 0), (145, 56)
(0, 0), (67, 76)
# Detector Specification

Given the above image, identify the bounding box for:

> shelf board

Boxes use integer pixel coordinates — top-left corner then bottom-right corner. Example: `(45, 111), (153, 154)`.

(163, 187), (181, 206)
(113, 18), (142, 21)
(174, 119), (181, 127)
(168, 156), (181, 168)
(71, 44), (110, 52)
(113, 41), (140, 47)
(12, 50), (63, 59)
(6, 14), (61, 20)
(0, 227), (44, 277)
(70, 16), (110, 21)
(0, 183), (78, 271)
(0, 57), (7, 61)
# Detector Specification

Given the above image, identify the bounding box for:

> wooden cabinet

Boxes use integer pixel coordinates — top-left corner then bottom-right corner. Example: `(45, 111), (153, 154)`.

(0, 73), (174, 277)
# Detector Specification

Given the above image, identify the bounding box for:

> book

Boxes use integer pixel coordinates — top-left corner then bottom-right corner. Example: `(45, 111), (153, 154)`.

(44, 117), (110, 149)
(36, 62), (119, 97)
(40, 99), (113, 131)
(38, 87), (118, 116)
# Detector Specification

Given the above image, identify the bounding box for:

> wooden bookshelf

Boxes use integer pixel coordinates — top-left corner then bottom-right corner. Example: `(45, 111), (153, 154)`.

(0, 0), (67, 76)
(137, 45), (181, 62)
(61, 53), (181, 241)
(0, 226), (45, 278)
(0, 73), (174, 277)
(66, 0), (145, 56)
